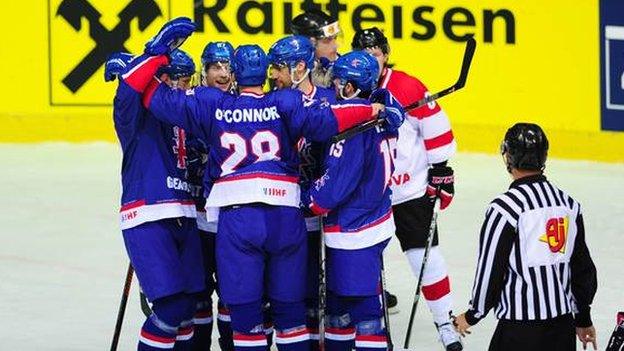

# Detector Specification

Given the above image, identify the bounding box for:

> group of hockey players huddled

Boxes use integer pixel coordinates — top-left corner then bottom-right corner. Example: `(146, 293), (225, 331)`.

(106, 9), (462, 351)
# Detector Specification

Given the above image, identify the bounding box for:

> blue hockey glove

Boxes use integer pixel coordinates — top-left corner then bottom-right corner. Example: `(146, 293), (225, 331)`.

(104, 52), (134, 82)
(144, 17), (196, 56)
(369, 88), (389, 104)
(370, 89), (405, 132)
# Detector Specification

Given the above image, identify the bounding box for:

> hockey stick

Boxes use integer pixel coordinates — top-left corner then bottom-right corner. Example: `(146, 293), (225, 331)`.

(403, 198), (440, 349)
(379, 254), (395, 351)
(109, 263), (134, 351)
(140, 290), (153, 317)
(318, 217), (327, 351)
(332, 36), (477, 143)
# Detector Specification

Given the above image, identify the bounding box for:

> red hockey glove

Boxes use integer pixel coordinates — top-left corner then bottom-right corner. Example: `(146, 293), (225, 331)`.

(427, 164), (454, 210)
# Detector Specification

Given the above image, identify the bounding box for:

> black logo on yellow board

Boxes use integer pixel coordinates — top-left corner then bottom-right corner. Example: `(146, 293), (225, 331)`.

(56, 0), (161, 92)
(48, 0), (170, 106)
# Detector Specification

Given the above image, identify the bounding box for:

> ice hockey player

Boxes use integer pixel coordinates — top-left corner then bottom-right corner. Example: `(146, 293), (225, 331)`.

(290, 9), (341, 87)
(301, 50), (404, 351)
(106, 47), (204, 351)
(352, 27), (463, 350)
(201, 41), (236, 92)
(267, 34), (337, 350)
(191, 40), (236, 351)
(120, 17), (403, 351)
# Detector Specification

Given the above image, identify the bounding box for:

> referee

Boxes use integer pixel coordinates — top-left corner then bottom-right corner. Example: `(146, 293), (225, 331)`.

(453, 123), (598, 351)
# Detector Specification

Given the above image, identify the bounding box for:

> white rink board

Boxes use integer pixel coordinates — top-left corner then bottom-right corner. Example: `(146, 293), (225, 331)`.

(0, 143), (622, 350)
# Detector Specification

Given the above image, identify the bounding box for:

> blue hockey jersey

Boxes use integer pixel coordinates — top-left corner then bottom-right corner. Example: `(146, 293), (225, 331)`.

(114, 56), (197, 230)
(125, 54), (376, 209)
(298, 85), (337, 232)
(305, 108), (398, 250)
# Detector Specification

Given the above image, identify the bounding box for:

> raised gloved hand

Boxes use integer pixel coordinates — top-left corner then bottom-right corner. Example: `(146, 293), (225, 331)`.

(144, 17), (196, 56)
(370, 88), (405, 132)
(104, 52), (134, 82)
(426, 163), (455, 210)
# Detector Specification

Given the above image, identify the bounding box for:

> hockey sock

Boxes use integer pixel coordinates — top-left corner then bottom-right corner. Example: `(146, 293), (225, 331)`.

(139, 293), (194, 351)
(263, 302), (274, 351)
(191, 300), (213, 351)
(354, 319), (387, 351)
(326, 293), (355, 351)
(405, 247), (455, 325)
(174, 321), (195, 351)
(217, 301), (234, 351)
(140, 315), (178, 351)
(306, 299), (320, 351)
(349, 295), (387, 351)
(229, 301), (267, 351)
(271, 300), (310, 351)
(174, 295), (198, 351)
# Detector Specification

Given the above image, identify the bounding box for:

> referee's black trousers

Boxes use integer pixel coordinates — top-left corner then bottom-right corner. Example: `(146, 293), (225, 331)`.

(488, 314), (576, 351)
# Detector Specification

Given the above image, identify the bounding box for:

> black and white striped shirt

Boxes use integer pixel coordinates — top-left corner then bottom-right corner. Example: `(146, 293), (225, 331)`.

(465, 175), (597, 327)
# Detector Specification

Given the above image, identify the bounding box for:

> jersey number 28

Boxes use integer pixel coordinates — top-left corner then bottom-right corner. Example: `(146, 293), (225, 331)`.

(220, 131), (280, 175)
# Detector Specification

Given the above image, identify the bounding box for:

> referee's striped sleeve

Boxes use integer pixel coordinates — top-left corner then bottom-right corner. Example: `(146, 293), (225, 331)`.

(570, 212), (598, 327)
(465, 204), (516, 325)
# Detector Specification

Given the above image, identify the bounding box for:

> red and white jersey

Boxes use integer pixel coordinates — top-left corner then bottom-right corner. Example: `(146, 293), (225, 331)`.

(379, 68), (457, 205)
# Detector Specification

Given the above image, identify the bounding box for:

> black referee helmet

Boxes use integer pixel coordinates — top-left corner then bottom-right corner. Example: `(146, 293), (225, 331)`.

(351, 27), (390, 54)
(501, 123), (549, 172)
(291, 9), (339, 39)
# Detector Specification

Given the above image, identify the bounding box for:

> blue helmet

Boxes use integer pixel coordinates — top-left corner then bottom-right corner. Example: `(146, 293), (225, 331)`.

(201, 41), (235, 66)
(232, 45), (268, 86)
(157, 49), (196, 79)
(267, 35), (315, 70)
(332, 50), (379, 95)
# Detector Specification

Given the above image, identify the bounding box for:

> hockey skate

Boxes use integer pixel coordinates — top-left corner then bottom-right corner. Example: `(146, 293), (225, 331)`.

(435, 322), (463, 351)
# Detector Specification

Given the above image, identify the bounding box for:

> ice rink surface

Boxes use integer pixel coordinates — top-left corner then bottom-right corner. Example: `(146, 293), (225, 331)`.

(1, 142), (622, 350)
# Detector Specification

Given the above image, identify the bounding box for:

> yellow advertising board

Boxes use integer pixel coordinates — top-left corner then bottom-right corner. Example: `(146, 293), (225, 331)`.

(1, 0), (623, 162)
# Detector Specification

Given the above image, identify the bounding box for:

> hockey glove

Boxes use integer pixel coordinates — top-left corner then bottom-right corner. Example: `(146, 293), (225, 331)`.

(299, 189), (315, 217)
(144, 17), (196, 56)
(427, 164), (454, 210)
(104, 52), (134, 82)
(185, 138), (208, 184)
(370, 89), (405, 132)
(369, 88), (388, 104)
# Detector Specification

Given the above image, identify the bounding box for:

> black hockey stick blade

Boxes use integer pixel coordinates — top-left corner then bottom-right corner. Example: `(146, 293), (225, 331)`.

(332, 37), (476, 143)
